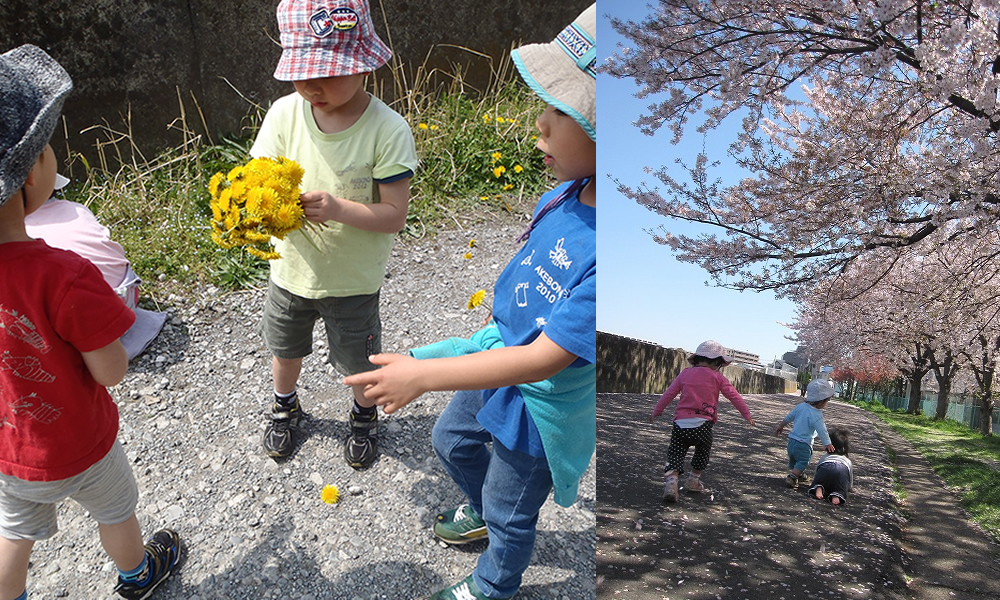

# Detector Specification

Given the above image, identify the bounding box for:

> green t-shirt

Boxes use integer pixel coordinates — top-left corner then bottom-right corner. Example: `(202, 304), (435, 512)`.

(251, 92), (418, 298)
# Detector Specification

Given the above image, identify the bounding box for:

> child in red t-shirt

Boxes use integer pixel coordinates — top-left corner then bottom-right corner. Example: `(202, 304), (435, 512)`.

(0, 44), (180, 600)
(650, 340), (756, 502)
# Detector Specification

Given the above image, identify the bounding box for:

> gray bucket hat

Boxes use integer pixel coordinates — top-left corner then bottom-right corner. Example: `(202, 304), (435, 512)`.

(511, 3), (596, 141)
(0, 44), (73, 206)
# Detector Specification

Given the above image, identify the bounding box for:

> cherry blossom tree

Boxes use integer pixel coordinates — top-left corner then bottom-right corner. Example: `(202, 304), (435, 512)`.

(605, 1), (1000, 293)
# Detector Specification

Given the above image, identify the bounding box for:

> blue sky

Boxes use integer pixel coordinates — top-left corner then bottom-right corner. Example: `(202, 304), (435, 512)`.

(596, 2), (799, 364)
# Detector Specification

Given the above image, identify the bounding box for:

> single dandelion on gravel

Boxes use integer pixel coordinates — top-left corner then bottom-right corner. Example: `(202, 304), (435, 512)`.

(321, 484), (340, 505)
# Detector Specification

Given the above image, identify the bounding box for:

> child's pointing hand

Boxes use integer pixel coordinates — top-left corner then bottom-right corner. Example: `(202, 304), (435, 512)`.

(342, 353), (426, 414)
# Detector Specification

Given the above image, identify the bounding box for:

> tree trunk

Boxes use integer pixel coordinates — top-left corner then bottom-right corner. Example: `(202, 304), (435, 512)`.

(935, 383), (951, 420)
(906, 371), (924, 414)
(931, 351), (957, 421)
(904, 343), (931, 414)
(980, 368), (995, 436)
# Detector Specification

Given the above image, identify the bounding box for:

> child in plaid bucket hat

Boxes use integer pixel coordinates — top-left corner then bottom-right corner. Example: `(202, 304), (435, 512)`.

(253, 0), (418, 469)
(344, 4), (596, 599)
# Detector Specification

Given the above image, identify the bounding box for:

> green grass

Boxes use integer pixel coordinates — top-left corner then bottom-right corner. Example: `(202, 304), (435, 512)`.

(874, 411), (1000, 542)
(60, 51), (551, 296)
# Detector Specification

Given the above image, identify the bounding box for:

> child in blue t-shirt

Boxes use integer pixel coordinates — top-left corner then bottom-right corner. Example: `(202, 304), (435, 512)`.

(775, 379), (836, 488)
(344, 5), (596, 599)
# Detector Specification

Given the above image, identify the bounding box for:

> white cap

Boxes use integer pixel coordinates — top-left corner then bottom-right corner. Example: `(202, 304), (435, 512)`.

(806, 379), (835, 404)
(53, 173), (70, 190)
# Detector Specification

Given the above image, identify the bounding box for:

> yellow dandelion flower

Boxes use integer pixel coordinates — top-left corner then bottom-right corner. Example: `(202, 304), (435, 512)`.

(502, 184), (514, 191)
(245, 187), (264, 215)
(491, 152), (502, 162)
(244, 230), (273, 244)
(493, 166), (506, 178)
(229, 180), (248, 204)
(480, 196), (489, 201)
(496, 117), (506, 123)
(514, 165), (524, 173)
(255, 187), (280, 217)
(321, 484), (340, 504)
(464, 252), (473, 259)
(468, 239), (477, 248)
(209, 172), (226, 198)
(271, 202), (304, 231)
(217, 189), (232, 213)
(430, 125), (439, 130)
(418, 123), (429, 130)
(227, 165), (243, 181)
(467, 290), (486, 310)
(482, 114), (491, 122)
(247, 246), (281, 261)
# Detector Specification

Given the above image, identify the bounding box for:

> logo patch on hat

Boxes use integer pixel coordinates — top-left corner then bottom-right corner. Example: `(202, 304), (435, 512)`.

(556, 23), (596, 77)
(309, 7), (359, 37)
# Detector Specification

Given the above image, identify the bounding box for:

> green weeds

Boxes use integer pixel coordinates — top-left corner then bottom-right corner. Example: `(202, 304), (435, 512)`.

(875, 412), (1000, 542)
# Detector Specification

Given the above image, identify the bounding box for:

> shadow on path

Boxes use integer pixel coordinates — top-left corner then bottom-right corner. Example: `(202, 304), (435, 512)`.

(597, 393), (909, 599)
(875, 422), (1000, 599)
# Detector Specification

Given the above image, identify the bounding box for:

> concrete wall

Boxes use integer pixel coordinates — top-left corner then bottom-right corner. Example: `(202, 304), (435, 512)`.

(1, 0), (589, 171)
(598, 331), (799, 395)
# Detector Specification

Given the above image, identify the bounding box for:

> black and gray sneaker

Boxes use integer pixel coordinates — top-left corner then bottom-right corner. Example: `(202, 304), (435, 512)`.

(114, 528), (181, 599)
(344, 408), (378, 469)
(263, 395), (302, 458)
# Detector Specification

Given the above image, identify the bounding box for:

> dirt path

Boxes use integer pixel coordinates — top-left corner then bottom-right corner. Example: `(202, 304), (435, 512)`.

(596, 392), (1000, 599)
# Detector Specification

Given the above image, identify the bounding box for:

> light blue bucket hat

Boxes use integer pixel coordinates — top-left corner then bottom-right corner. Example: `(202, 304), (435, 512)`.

(511, 4), (596, 141)
(0, 44), (72, 206)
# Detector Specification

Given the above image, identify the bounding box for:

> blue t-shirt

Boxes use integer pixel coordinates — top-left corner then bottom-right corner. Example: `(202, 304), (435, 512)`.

(783, 402), (831, 446)
(476, 180), (597, 457)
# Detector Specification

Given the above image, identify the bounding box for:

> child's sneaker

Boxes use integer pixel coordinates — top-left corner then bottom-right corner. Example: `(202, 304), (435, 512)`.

(114, 529), (181, 599)
(785, 473), (799, 489)
(343, 408), (378, 469)
(433, 504), (488, 544)
(422, 574), (512, 600)
(663, 473), (679, 503)
(685, 476), (705, 493)
(262, 395), (302, 458)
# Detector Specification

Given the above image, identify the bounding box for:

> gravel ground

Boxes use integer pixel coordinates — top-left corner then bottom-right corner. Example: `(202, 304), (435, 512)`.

(23, 224), (596, 600)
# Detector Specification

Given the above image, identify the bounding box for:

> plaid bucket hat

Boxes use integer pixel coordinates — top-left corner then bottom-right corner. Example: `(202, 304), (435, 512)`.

(274, 0), (392, 81)
(0, 44), (72, 206)
(511, 3), (596, 141)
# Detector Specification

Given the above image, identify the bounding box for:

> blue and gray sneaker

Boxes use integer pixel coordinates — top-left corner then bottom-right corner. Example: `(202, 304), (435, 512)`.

(432, 504), (488, 544)
(423, 575), (512, 600)
(114, 528), (181, 599)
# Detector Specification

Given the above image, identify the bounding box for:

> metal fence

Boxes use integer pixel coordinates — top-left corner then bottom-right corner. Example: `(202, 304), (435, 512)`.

(852, 390), (1000, 435)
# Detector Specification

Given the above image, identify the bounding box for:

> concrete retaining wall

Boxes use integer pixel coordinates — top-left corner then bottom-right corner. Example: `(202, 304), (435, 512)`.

(1, 0), (589, 170)
(597, 331), (798, 395)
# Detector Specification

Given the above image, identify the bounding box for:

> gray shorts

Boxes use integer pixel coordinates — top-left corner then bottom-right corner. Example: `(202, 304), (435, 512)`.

(261, 280), (382, 376)
(0, 440), (138, 540)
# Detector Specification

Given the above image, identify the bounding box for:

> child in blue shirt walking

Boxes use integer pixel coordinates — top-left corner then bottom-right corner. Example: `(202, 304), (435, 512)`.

(345, 5), (596, 598)
(775, 379), (836, 489)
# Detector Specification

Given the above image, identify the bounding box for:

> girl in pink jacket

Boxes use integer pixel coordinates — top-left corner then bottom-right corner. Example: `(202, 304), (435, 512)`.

(650, 340), (755, 502)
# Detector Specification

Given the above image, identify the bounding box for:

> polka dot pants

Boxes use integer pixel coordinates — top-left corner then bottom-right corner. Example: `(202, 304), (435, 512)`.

(665, 421), (714, 473)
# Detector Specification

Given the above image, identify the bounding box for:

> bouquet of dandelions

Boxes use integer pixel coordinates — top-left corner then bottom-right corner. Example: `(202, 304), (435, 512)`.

(209, 156), (308, 260)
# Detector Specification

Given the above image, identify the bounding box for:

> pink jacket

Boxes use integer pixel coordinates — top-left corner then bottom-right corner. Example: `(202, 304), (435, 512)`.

(652, 366), (752, 423)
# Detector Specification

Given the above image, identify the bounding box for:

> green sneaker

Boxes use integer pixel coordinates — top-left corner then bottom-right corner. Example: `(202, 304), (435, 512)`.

(422, 575), (512, 600)
(432, 504), (488, 544)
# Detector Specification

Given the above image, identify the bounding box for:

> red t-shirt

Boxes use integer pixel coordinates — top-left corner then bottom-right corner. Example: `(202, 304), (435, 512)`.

(0, 240), (135, 481)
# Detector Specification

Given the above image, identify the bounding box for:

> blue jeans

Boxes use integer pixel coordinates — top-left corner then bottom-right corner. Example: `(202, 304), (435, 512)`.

(432, 390), (553, 599)
(787, 438), (813, 473)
